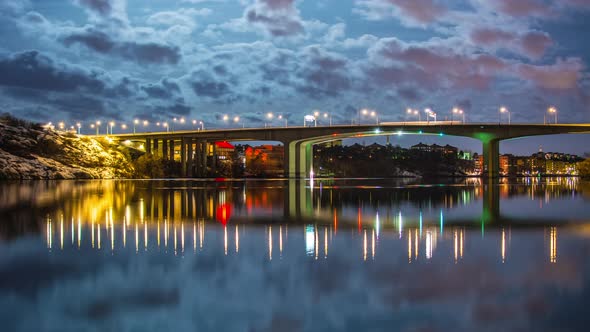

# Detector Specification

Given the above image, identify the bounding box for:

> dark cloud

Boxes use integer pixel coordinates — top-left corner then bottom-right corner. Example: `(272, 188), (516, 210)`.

(141, 79), (181, 99)
(245, 0), (304, 37)
(191, 80), (230, 98)
(75, 0), (113, 16)
(0, 51), (105, 93)
(61, 28), (181, 65)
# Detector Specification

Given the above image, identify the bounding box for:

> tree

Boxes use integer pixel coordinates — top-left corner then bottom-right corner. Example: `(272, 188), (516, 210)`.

(133, 154), (165, 178)
(578, 159), (590, 178)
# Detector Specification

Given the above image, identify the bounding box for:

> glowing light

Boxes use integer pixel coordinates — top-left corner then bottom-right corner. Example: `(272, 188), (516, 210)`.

(397, 130), (403, 136)
(426, 231), (432, 260)
(501, 227), (506, 263)
(375, 212), (380, 238)
(550, 227), (557, 263)
(268, 226), (273, 261)
(279, 225), (283, 256)
(235, 224), (239, 253)
(439, 132), (444, 137)
(224, 225), (228, 256)
(363, 229), (367, 261)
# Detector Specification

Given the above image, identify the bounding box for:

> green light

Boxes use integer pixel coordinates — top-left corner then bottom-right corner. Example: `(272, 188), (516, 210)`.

(439, 132), (444, 136)
(374, 129), (381, 134)
(418, 130), (423, 134)
(397, 130), (403, 136)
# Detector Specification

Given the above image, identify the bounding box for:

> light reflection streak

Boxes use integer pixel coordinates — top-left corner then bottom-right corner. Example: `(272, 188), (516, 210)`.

(550, 227), (557, 263)
(268, 226), (273, 261)
(398, 211), (402, 239)
(47, 219), (52, 249)
(145, 222), (148, 251)
(408, 231), (412, 263)
(414, 229), (418, 260)
(123, 218), (126, 248)
(77, 217), (81, 248)
(174, 224), (177, 255)
(324, 227), (328, 259)
(111, 215), (114, 251)
(135, 222), (138, 253)
(60, 215), (64, 250)
(235, 224), (239, 253)
(97, 222), (101, 250)
(371, 229), (375, 260)
(460, 229), (464, 259)
(315, 225), (319, 260)
(181, 223), (184, 253)
(454, 229), (458, 264)
(224, 225), (228, 256)
(363, 229), (367, 261)
(305, 225), (314, 256)
(91, 221), (94, 248)
(501, 228), (506, 263)
(193, 222), (197, 252)
(426, 231), (432, 260)
(71, 217), (74, 245)
(279, 225), (282, 257)
(419, 211), (423, 237)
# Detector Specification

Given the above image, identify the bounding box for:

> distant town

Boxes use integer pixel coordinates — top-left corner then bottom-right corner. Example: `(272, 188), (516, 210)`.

(171, 140), (584, 178)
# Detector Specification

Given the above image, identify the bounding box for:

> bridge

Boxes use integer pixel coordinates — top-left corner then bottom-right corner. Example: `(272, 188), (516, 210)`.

(110, 122), (590, 178)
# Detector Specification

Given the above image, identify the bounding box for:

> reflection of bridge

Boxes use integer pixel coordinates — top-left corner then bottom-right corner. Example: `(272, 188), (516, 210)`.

(112, 123), (590, 178)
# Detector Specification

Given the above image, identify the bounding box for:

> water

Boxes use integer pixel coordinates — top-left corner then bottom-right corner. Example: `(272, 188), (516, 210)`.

(1, 178), (590, 331)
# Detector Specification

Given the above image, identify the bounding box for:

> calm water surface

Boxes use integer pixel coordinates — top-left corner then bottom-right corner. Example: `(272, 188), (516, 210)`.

(1, 178), (590, 331)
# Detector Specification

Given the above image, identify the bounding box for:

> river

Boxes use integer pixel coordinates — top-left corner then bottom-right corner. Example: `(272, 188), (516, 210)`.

(1, 178), (589, 331)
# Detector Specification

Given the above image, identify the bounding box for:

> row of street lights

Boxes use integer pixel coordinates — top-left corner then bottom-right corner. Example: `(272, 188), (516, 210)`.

(404, 106), (559, 125)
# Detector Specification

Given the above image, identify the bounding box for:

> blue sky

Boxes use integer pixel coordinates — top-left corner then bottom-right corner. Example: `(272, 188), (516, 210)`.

(0, 0), (589, 155)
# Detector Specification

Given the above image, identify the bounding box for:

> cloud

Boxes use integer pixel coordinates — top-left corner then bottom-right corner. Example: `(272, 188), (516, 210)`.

(354, 0), (447, 26)
(492, 0), (551, 18)
(141, 79), (181, 100)
(245, 0), (304, 37)
(470, 28), (553, 60)
(61, 28), (181, 65)
(518, 58), (583, 90)
(0, 50), (105, 93)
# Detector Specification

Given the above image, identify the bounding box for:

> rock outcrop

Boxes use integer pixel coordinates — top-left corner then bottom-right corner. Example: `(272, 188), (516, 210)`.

(0, 115), (134, 179)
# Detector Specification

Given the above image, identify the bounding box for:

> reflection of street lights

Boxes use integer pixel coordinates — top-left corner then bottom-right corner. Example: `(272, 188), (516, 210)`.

(548, 106), (557, 124)
(500, 107), (510, 125)
(452, 107), (464, 123)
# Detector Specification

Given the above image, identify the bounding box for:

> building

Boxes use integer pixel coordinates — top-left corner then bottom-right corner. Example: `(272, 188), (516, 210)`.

(244, 144), (284, 176)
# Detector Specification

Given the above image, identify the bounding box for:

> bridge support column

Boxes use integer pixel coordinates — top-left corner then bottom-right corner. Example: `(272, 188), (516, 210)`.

(169, 139), (175, 161)
(200, 141), (208, 177)
(482, 139), (500, 178)
(153, 139), (159, 158)
(145, 138), (152, 154)
(482, 178), (500, 224)
(211, 142), (217, 176)
(162, 140), (168, 160)
(180, 137), (187, 177)
(187, 138), (194, 177)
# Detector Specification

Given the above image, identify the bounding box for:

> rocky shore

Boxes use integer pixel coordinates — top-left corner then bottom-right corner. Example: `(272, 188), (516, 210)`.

(0, 115), (134, 179)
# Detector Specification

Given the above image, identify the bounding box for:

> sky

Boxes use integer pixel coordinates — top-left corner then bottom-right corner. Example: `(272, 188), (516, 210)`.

(0, 0), (589, 155)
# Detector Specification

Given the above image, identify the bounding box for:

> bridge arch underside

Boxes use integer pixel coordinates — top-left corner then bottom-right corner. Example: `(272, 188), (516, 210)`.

(287, 130), (475, 178)
(288, 129), (590, 179)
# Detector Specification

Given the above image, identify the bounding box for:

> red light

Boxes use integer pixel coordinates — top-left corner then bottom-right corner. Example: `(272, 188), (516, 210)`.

(216, 203), (232, 225)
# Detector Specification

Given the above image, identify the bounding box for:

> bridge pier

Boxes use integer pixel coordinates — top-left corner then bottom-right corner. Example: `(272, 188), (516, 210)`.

(482, 139), (500, 178)
(145, 138), (151, 154)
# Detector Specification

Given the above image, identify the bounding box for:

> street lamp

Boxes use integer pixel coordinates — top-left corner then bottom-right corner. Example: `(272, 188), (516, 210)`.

(58, 122), (65, 131)
(424, 108), (436, 124)
(548, 106), (557, 124)
(266, 112), (274, 127)
(76, 122), (81, 134)
(109, 121), (115, 135)
(133, 119), (139, 134)
(233, 116), (243, 128)
(370, 110), (378, 124)
(95, 121), (101, 135)
(500, 107), (510, 125)
(143, 120), (149, 132)
(121, 124), (127, 132)
(278, 114), (288, 127)
(163, 122), (169, 132)
(452, 107), (464, 123)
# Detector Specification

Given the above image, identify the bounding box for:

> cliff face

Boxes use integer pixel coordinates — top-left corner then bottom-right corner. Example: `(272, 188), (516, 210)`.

(0, 116), (134, 179)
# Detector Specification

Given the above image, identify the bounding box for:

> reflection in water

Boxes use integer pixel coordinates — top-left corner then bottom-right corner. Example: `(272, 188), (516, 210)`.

(20, 179), (590, 264)
(2, 178), (590, 331)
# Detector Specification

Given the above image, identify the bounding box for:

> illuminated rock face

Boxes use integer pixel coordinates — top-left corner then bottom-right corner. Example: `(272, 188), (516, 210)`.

(0, 116), (133, 179)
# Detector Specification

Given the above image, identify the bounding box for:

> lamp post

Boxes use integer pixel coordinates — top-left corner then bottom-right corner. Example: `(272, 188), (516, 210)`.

(452, 107), (464, 123)
(370, 110), (378, 124)
(133, 119), (139, 134)
(266, 112), (274, 127)
(95, 121), (101, 135)
(278, 114), (288, 127)
(76, 122), (81, 134)
(121, 124), (127, 132)
(163, 122), (169, 132)
(424, 108), (436, 124)
(548, 106), (557, 124)
(233, 116), (243, 128)
(500, 107), (510, 125)
(142, 120), (149, 132)
(109, 121), (115, 135)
